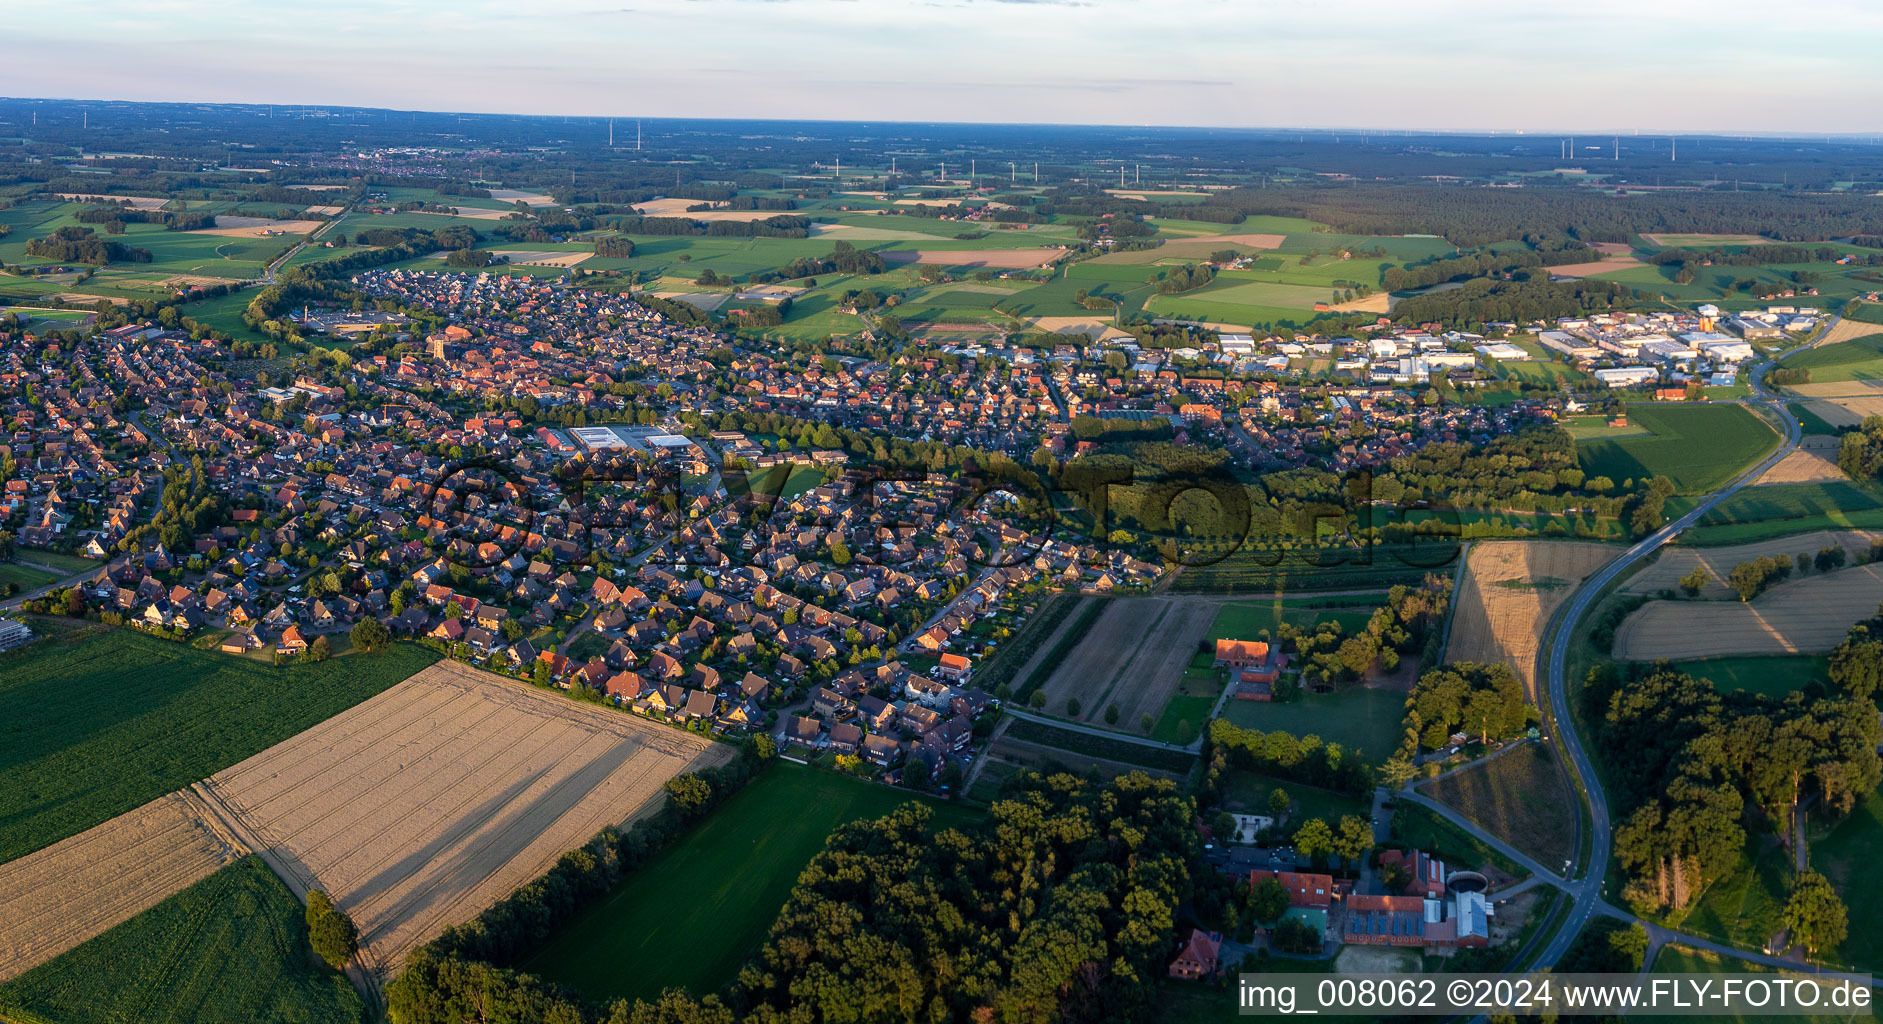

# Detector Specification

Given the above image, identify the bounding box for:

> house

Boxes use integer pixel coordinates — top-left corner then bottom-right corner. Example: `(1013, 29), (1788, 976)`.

(277, 624), (309, 655)
(936, 652), (972, 682)
(861, 733), (902, 765)
(786, 714), (823, 748)
(1247, 869), (1334, 909)
(682, 689), (718, 722)
(1167, 927), (1221, 981)
(829, 722), (863, 754)
(812, 686), (855, 720)
(899, 703), (943, 735)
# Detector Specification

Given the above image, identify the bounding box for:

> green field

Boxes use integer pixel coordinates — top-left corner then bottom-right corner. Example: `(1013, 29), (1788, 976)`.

(0, 562), (61, 591)
(1152, 666), (1222, 743)
(1699, 480), (1883, 526)
(1810, 787), (1883, 973)
(524, 762), (979, 1004)
(0, 627), (436, 864)
(1219, 685), (1403, 762)
(1671, 655), (1828, 698)
(1575, 402), (1779, 494)
(0, 856), (364, 1024)
(1777, 332), (1883, 384)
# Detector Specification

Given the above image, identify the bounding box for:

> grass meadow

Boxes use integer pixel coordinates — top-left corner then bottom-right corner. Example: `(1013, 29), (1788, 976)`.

(0, 856), (364, 1024)
(1219, 685), (1404, 763)
(1574, 402), (1779, 494)
(523, 762), (978, 1004)
(0, 627), (436, 864)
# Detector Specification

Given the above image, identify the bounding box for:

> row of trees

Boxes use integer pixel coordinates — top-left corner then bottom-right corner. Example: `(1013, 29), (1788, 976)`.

(1203, 718), (1374, 796)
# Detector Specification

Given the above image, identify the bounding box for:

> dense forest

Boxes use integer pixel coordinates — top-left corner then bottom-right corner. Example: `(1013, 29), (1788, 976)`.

(1586, 663), (1880, 914)
(23, 226), (151, 264)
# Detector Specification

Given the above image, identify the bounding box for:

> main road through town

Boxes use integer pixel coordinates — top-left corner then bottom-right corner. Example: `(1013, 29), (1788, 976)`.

(1529, 327), (1817, 971)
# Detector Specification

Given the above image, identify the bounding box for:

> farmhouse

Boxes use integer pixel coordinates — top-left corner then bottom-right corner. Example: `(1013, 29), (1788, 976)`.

(1214, 638), (1286, 699)
(1166, 927), (1222, 980)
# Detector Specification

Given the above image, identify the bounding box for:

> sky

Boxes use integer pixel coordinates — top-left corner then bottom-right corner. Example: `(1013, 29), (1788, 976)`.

(6, 0), (1883, 133)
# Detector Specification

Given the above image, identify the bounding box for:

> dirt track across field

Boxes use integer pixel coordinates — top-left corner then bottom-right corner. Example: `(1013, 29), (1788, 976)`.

(1036, 596), (1217, 730)
(196, 661), (729, 982)
(1619, 529), (1881, 599)
(1613, 563), (1883, 659)
(0, 791), (244, 983)
(1445, 542), (1616, 694)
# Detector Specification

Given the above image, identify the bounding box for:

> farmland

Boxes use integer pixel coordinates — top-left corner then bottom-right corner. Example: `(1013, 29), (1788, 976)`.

(1422, 744), (1577, 868)
(1776, 332), (1883, 385)
(1444, 541), (1617, 693)
(0, 856), (365, 1024)
(1033, 596), (1217, 733)
(0, 791), (242, 983)
(1622, 530), (1881, 596)
(525, 762), (978, 1004)
(1611, 563), (1883, 660)
(197, 661), (731, 980)
(1574, 403), (1779, 495)
(0, 627), (437, 865)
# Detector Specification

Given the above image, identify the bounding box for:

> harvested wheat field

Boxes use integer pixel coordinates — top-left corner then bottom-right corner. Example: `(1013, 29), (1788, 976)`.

(1026, 316), (1132, 341)
(486, 189), (555, 207)
(1755, 447), (1848, 485)
(1784, 380), (1883, 399)
(303, 205), (346, 217)
(1619, 529), (1881, 599)
(1818, 394), (1883, 424)
(0, 790), (243, 982)
(631, 197), (791, 221)
(1613, 563), (1883, 660)
(160, 274), (232, 290)
(1446, 541), (1616, 693)
(1590, 242), (1636, 256)
(1547, 258), (1645, 278)
(1816, 316), (1882, 349)
(883, 248), (1068, 269)
(195, 661), (729, 981)
(1036, 596), (1218, 730)
(195, 217), (324, 238)
(1330, 292), (1392, 313)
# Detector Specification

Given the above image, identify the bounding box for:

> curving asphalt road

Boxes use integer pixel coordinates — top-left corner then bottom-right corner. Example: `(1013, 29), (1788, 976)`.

(1530, 325), (1821, 971)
